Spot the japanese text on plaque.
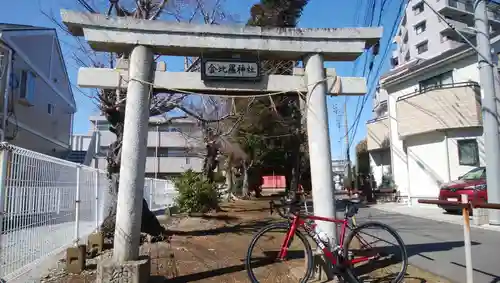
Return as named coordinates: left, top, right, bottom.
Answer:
left=205, top=61, right=259, bottom=78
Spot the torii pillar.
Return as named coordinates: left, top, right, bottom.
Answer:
left=62, top=9, right=381, bottom=281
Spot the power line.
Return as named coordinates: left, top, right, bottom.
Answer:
left=344, top=0, right=396, bottom=143
left=346, top=0, right=407, bottom=149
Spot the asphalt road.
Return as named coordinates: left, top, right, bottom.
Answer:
left=357, top=206, right=500, bottom=283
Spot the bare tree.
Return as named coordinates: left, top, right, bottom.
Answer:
left=43, top=0, right=244, bottom=241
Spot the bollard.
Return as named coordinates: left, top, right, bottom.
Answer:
left=461, top=194, right=473, bottom=283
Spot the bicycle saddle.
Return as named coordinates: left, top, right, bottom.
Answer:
left=339, top=198, right=360, bottom=218
left=339, top=198, right=361, bottom=205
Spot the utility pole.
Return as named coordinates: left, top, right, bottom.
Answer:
left=475, top=0, right=500, bottom=225
left=344, top=102, right=353, bottom=191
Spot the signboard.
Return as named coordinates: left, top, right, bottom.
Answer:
left=201, top=58, right=261, bottom=81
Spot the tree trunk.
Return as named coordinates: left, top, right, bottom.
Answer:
left=225, top=166, right=233, bottom=201
left=99, top=112, right=167, bottom=242
left=242, top=162, right=250, bottom=197
left=203, top=141, right=218, bottom=182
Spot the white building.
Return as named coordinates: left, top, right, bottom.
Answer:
left=367, top=36, right=500, bottom=205
left=71, top=115, right=204, bottom=178
left=391, top=0, right=500, bottom=67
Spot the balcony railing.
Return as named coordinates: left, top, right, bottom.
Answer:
left=396, top=82, right=482, bottom=137
left=438, top=0, right=500, bottom=29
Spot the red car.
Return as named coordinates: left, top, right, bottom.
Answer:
left=438, top=167, right=487, bottom=213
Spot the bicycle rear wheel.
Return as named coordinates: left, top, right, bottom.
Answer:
left=245, top=222, right=314, bottom=283
left=343, top=221, right=408, bottom=283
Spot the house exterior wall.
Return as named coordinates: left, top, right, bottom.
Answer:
left=0, top=33, right=74, bottom=157
left=383, top=46, right=492, bottom=204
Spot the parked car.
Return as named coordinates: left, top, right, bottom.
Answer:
left=438, top=167, right=487, bottom=213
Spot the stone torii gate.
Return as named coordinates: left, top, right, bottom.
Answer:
left=61, top=9, right=381, bottom=281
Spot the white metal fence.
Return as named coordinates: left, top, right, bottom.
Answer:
left=0, top=143, right=178, bottom=281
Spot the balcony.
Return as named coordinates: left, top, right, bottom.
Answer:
left=440, top=18, right=475, bottom=41
left=367, top=116, right=390, bottom=151
left=96, top=130, right=202, bottom=149
left=147, top=131, right=203, bottom=148
left=436, top=0, right=500, bottom=30
left=145, top=157, right=203, bottom=173
left=396, top=82, right=482, bottom=137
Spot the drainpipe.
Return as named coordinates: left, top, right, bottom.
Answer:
left=444, top=131, right=452, bottom=182
left=94, top=130, right=100, bottom=169
left=69, top=113, right=74, bottom=150
left=405, top=141, right=412, bottom=206
left=0, top=43, right=12, bottom=142
left=155, top=124, right=159, bottom=180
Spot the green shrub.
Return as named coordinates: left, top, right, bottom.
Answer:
left=174, top=170, right=221, bottom=214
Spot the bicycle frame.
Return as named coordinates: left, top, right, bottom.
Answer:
left=278, top=214, right=375, bottom=266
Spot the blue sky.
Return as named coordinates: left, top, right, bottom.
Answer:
left=0, top=0, right=403, bottom=162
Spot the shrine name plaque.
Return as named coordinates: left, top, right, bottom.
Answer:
left=201, top=58, right=261, bottom=81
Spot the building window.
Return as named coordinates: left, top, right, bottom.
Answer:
left=416, top=41, right=428, bottom=54
left=402, top=13, right=407, bottom=26
left=391, top=57, right=399, bottom=67
left=157, top=124, right=182, bottom=132
left=19, top=70, right=36, bottom=105
left=47, top=103, right=54, bottom=115
left=415, top=21, right=426, bottom=35
left=413, top=2, right=424, bottom=15
left=147, top=147, right=193, bottom=157
left=449, top=0, right=458, bottom=8
left=96, top=121, right=111, bottom=131
left=405, top=51, right=411, bottom=61
left=418, top=71, right=453, bottom=92
left=457, top=139, right=480, bottom=166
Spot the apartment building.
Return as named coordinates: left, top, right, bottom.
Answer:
left=366, top=0, right=500, bottom=203
left=391, top=0, right=500, bottom=68
left=72, top=115, right=204, bottom=178
left=0, top=24, right=76, bottom=157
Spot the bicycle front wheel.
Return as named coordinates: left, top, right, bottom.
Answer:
left=245, top=222, right=314, bottom=283
left=343, top=221, right=408, bottom=283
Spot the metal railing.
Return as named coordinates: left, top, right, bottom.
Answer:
left=0, top=143, right=178, bottom=281
left=396, top=81, right=480, bottom=101
left=418, top=197, right=500, bottom=283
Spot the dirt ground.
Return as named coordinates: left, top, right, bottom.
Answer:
left=40, top=199, right=452, bottom=283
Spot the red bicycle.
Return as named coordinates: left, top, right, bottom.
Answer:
left=245, top=199, right=408, bottom=282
